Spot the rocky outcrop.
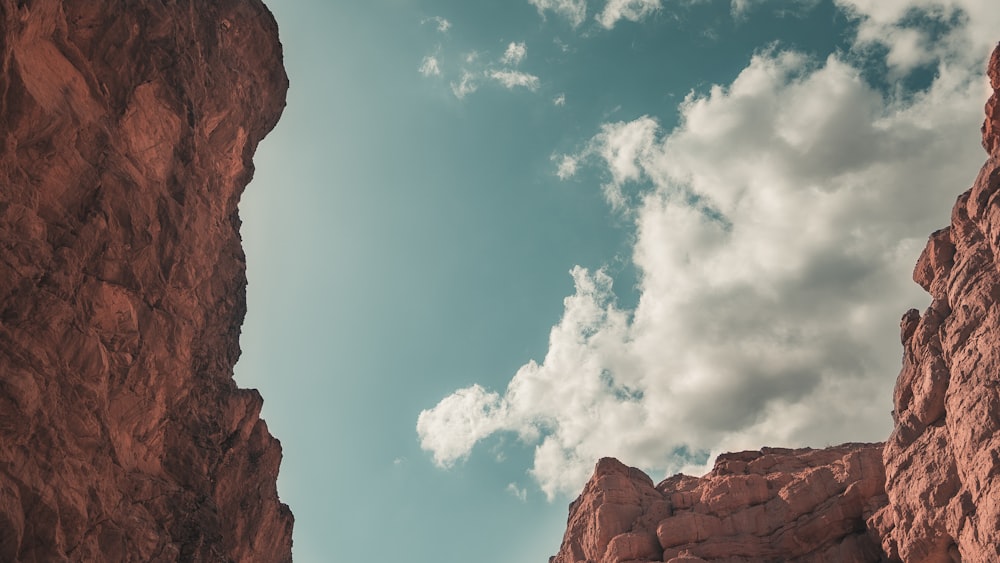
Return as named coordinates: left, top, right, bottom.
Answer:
left=0, top=1, right=290, bottom=561
left=551, top=43, right=1000, bottom=563
left=551, top=445, right=888, bottom=563
left=868, top=41, right=1000, bottom=563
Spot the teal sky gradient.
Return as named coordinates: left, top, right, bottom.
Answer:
left=234, top=1, right=996, bottom=561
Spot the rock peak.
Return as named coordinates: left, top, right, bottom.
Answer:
left=982, top=43, right=1000, bottom=155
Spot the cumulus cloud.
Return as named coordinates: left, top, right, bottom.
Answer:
left=837, top=0, right=998, bottom=74
left=502, top=42, right=528, bottom=66
left=528, top=0, right=588, bottom=27
left=554, top=93, right=567, bottom=106
left=490, top=70, right=541, bottom=91
left=596, top=0, right=662, bottom=28
left=419, top=56, right=441, bottom=77
left=420, top=1, right=998, bottom=499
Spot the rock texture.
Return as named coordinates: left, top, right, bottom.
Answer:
left=551, top=445, right=887, bottom=563
left=0, top=1, right=291, bottom=561
left=868, top=41, right=1000, bottom=563
left=551, top=43, right=1000, bottom=563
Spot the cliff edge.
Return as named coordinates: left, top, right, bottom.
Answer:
left=0, top=1, right=291, bottom=561
left=550, top=43, right=1000, bottom=563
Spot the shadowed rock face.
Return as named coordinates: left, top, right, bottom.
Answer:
left=0, top=1, right=290, bottom=561
left=551, top=43, right=1000, bottom=563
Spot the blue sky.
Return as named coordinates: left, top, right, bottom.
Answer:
left=234, top=1, right=997, bottom=561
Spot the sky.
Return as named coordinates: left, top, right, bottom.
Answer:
left=233, top=1, right=999, bottom=561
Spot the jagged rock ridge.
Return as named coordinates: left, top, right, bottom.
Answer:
left=0, top=1, right=291, bottom=561
left=551, top=43, right=1000, bottom=563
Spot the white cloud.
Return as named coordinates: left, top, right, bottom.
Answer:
left=420, top=11, right=994, bottom=496
left=596, top=0, right=662, bottom=29
left=836, top=0, right=998, bottom=74
left=417, top=384, right=506, bottom=466
left=490, top=70, right=541, bottom=91
left=506, top=482, right=528, bottom=502
left=554, top=93, right=567, bottom=106
left=451, top=71, right=479, bottom=99
left=502, top=42, right=528, bottom=66
left=423, top=16, right=451, bottom=33
left=528, top=0, right=588, bottom=27
left=555, top=154, right=578, bottom=179
left=419, top=56, right=441, bottom=77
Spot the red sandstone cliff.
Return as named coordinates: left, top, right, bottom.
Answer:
left=0, top=1, right=291, bottom=561
left=551, top=44, right=1000, bottom=563
left=869, top=43, right=1000, bottom=562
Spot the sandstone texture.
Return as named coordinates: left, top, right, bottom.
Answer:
left=551, top=43, right=1000, bottom=563
left=551, top=445, right=887, bottom=563
left=0, top=1, right=291, bottom=561
left=868, top=41, right=1000, bottom=563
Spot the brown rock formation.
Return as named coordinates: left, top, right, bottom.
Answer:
left=551, top=445, right=888, bottom=563
left=551, top=42, right=1000, bottom=563
left=869, top=41, right=1000, bottom=563
left=0, top=0, right=291, bottom=561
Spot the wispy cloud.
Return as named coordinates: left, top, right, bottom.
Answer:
left=501, top=42, right=528, bottom=66
left=506, top=482, right=528, bottom=502
left=730, top=0, right=820, bottom=18
left=553, top=93, right=567, bottom=106
left=418, top=56, right=441, bottom=77
left=528, top=0, right=588, bottom=27
left=490, top=70, right=541, bottom=91
left=422, top=15, right=451, bottom=33
left=420, top=1, right=999, bottom=499
left=555, top=154, right=577, bottom=179
left=450, top=71, right=479, bottom=99
left=596, top=0, right=662, bottom=29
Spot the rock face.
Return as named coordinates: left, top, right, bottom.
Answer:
left=0, top=1, right=291, bottom=561
left=551, top=445, right=888, bottom=563
left=551, top=43, right=1000, bottom=563
left=868, top=41, right=1000, bottom=563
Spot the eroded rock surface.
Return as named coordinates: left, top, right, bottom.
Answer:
left=0, top=0, right=291, bottom=561
left=551, top=445, right=887, bottom=563
left=868, top=42, right=1000, bottom=563
left=551, top=42, right=1000, bottom=563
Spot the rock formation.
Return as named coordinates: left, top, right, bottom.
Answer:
left=0, top=1, right=291, bottom=561
left=551, top=445, right=887, bottom=563
left=868, top=42, right=1000, bottom=562
left=551, top=43, right=1000, bottom=563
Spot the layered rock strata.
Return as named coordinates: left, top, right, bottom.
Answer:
left=551, top=43, right=1000, bottom=563
left=0, top=1, right=291, bottom=561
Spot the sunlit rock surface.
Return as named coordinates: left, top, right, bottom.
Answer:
left=0, top=0, right=291, bottom=560
left=552, top=446, right=887, bottom=563
left=551, top=42, right=1000, bottom=563
left=870, top=41, right=1000, bottom=563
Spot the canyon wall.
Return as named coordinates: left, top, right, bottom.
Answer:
left=550, top=43, right=1000, bottom=563
left=0, top=1, right=291, bottom=561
